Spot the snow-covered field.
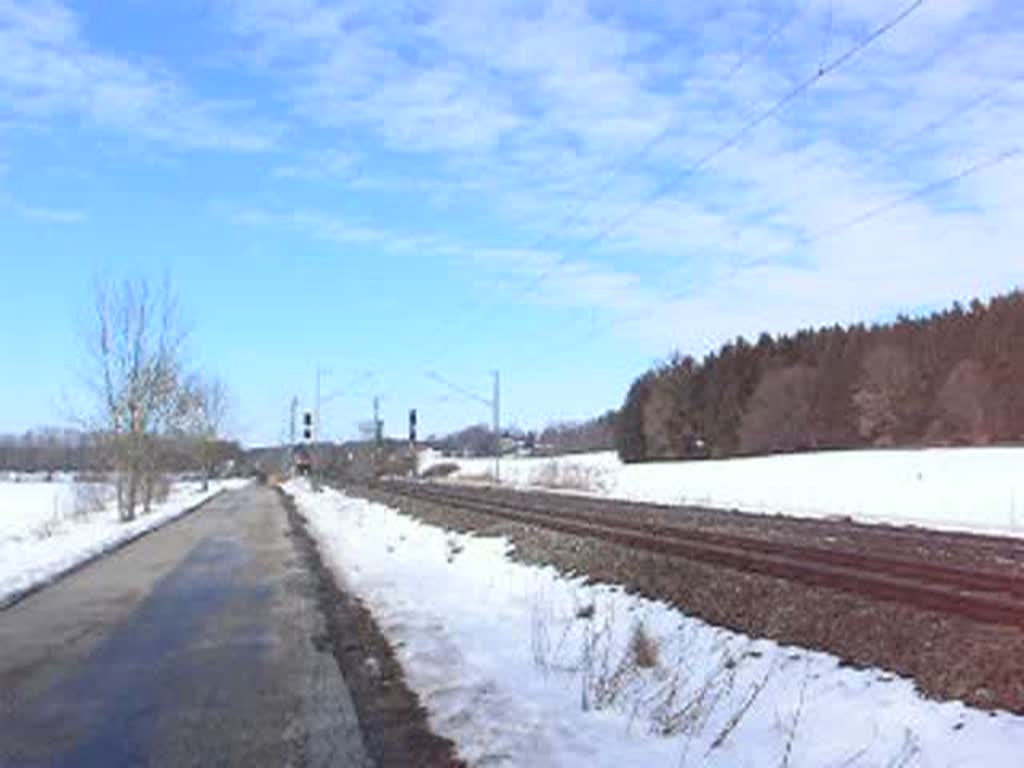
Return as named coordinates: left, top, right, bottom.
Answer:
left=0, top=476, right=249, bottom=606
left=289, top=480, right=1024, bottom=767
left=420, top=447, right=1024, bottom=536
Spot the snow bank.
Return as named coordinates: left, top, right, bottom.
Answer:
left=420, top=447, right=1024, bottom=536
left=288, top=481, right=1024, bottom=767
left=0, top=478, right=250, bottom=607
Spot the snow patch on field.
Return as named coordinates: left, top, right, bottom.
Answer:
left=419, top=448, right=1024, bottom=536
left=0, top=478, right=249, bottom=606
left=289, top=481, right=1024, bottom=767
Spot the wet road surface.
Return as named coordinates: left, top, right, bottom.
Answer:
left=0, top=484, right=371, bottom=767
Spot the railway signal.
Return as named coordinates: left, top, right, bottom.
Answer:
left=409, top=408, right=417, bottom=444
left=303, top=411, right=313, bottom=441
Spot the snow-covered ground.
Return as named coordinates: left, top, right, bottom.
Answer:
left=0, top=477, right=249, bottom=606
left=419, top=447, right=1024, bottom=537
left=288, top=480, right=1024, bottom=767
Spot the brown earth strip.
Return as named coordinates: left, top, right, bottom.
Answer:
left=278, top=487, right=465, bottom=768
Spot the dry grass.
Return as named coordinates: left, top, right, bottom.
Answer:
left=527, top=588, right=784, bottom=761
left=32, top=514, right=61, bottom=540
left=531, top=461, right=607, bottom=493
left=72, top=481, right=111, bottom=518
left=629, top=621, right=660, bottom=669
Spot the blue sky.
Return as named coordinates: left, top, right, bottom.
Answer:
left=1, top=0, right=1022, bottom=445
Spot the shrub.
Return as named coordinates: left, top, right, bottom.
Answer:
left=422, top=461, right=460, bottom=479
left=629, top=621, right=660, bottom=669
left=532, top=460, right=606, bottom=492
left=72, top=481, right=112, bottom=518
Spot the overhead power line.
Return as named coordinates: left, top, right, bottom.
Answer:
left=559, top=0, right=926, bottom=262
left=727, top=9, right=801, bottom=81
left=431, top=0, right=925, bottom=375
left=765, top=73, right=1023, bottom=215
left=556, top=7, right=802, bottom=243
left=547, top=145, right=1022, bottom=356
left=441, top=0, right=926, bottom=373
left=426, top=371, right=493, bottom=407
left=417, top=6, right=804, bottom=370
left=793, top=147, right=1022, bottom=248
left=397, top=0, right=926, bottom=421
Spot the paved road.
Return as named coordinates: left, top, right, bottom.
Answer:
left=0, top=484, right=371, bottom=767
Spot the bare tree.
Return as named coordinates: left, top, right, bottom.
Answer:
left=84, top=278, right=187, bottom=521
left=930, top=358, right=991, bottom=444
left=738, top=365, right=819, bottom=454
left=177, top=373, right=231, bottom=490
left=852, top=345, right=914, bottom=446
left=641, top=376, right=679, bottom=459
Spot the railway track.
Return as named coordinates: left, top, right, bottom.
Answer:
left=375, top=480, right=1024, bottom=630
left=403, top=480, right=1024, bottom=564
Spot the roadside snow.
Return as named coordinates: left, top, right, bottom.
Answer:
left=288, top=480, right=1024, bottom=767
left=0, top=478, right=249, bottom=607
left=419, top=448, right=1024, bottom=536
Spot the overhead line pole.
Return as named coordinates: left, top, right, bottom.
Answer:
left=314, top=367, right=329, bottom=489
left=290, top=396, right=298, bottom=446
left=492, top=370, right=501, bottom=483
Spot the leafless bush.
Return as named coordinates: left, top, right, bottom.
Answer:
left=531, top=599, right=552, bottom=672
left=32, top=514, right=61, bottom=540
left=530, top=595, right=661, bottom=715
left=650, top=645, right=738, bottom=738
left=176, top=373, right=232, bottom=490
left=705, top=662, right=775, bottom=754
left=579, top=602, right=618, bottom=711
left=423, top=462, right=460, bottom=479
left=532, top=460, right=606, bottom=492
left=528, top=588, right=787, bottom=757
left=72, top=481, right=112, bottom=518
left=629, top=621, right=660, bottom=669
left=144, top=473, right=171, bottom=510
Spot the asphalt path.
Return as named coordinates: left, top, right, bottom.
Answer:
left=0, top=483, right=371, bottom=767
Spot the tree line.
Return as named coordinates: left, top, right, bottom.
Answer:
left=615, top=290, right=1024, bottom=462
left=0, top=429, right=107, bottom=473
left=431, top=411, right=617, bottom=458
left=534, top=411, right=617, bottom=454
left=0, top=428, right=241, bottom=477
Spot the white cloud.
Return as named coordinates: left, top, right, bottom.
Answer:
left=0, top=0, right=277, bottom=151
left=228, top=205, right=451, bottom=254
left=223, top=0, right=1023, bottom=356
left=14, top=203, right=86, bottom=223
left=272, top=148, right=358, bottom=179
left=227, top=203, right=662, bottom=321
